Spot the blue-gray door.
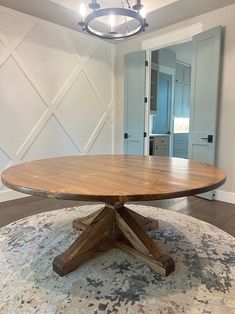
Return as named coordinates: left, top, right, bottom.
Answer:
left=153, top=72, right=172, bottom=134
left=189, top=26, right=222, bottom=199
left=124, top=51, right=146, bottom=155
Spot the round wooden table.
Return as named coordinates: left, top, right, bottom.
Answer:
left=1, top=155, right=226, bottom=277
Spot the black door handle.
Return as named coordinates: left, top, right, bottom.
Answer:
left=201, top=135, right=213, bottom=143
left=124, top=133, right=129, bottom=139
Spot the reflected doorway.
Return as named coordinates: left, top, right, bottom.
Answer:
left=149, top=41, right=192, bottom=159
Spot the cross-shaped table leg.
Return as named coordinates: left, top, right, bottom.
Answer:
left=53, top=203, right=175, bottom=277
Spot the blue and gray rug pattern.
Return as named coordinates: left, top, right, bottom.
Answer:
left=0, top=205, right=234, bottom=313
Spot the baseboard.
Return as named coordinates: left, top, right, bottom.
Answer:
left=214, top=190, right=235, bottom=204
left=0, top=189, right=28, bottom=202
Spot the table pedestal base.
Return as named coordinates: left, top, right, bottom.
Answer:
left=53, top=204, right=175, bottom=277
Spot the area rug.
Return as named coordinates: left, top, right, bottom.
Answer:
left=0, top=204, right=234, bottom=314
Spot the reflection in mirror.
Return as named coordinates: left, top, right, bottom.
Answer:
left=149, top=41, right=192, bottom=160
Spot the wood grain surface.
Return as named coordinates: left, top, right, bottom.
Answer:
left=1, top=155, right=226, bottom=202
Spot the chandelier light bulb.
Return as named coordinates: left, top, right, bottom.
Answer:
left=140, top=7, right=146, bottom=18
left=79, top=3, right=87, bottom=20
left=109, top=14, right=115, bottom=32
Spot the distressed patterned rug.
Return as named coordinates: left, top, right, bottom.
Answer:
left=0, top=204, right=234, bottom=314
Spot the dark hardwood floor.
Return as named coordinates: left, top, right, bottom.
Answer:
left=0, top=196, right=234, bottom=237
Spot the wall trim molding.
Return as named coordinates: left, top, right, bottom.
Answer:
left=142, top=22, right=203, bottom=51
left=0, top=190, right=28, bottom=202
left=0, top=5, right=115, bottom=202
left=214, top=190, right=235, bottom=204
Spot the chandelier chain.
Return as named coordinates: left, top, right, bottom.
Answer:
left=122, top=0, right=130, bottom=32
left=126, top=0, right=131, bottom=9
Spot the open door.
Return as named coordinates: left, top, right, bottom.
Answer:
left=124, top=51, right=146, bottom=155
left=189, top=26, right=223, bottom=199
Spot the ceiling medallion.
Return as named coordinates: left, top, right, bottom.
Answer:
left=79, top=0, right=149, bottom=40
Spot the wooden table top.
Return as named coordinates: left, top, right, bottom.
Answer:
left=1, top=155, right=226, bottom=203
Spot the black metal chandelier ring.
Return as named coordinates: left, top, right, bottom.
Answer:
left=84, top=8, right=146, bottom=40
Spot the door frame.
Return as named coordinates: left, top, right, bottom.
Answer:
left=142, top=23, right=203, bottom=155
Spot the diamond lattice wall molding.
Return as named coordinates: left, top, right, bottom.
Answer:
left=88, top=119, right=113, bottom=154
left=57, top=70, right=107, bottom=150
left=0, top=12, right=30, bottom=42
left=0, top=39, right=5, bottom=60
left=0, top=6, right=115, bottom=201
left=16, top=25, right=79, bottom=103
left=0, top=148, right=11, bottom=190
left=0, top=57, right=47, bottom=157
left=68, top=33, right=96, bottom=61
left=86, top=45, right=113, bottom=106
left=22, top=116, right=80, bottom=161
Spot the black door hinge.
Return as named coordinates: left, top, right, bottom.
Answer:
left=144, top=97, right=147, bottom=103
left=124, top=132, right=129, bottom=139
left=145, top=60, right=148, bottom=66
left=144, top=132, right=147, bottom=138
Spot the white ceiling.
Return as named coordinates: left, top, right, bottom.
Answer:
left=49, top=0, right=179, bottom=15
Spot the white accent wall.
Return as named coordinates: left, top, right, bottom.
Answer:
left=0, top=6, right=115, bottom=201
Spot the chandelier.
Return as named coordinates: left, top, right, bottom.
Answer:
left=78, top=1, right=149, bottom=40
